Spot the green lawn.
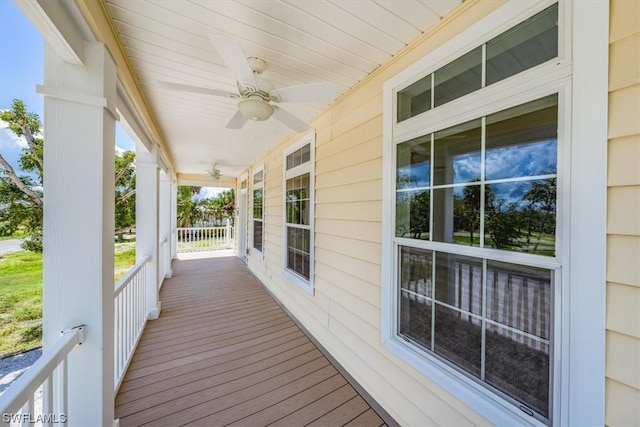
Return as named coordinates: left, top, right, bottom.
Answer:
left=0, top=246, right=136, bottom=357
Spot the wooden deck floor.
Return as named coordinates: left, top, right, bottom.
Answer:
left=115, top=254, right=388, bottom=427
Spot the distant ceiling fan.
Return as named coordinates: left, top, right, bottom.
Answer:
left=160, top=35, right=336, bottom=133
left=207, top=163, right=222, bottom=181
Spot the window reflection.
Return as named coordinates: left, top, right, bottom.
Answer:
left=486, top=95, right=558, bottom=181
left=486, top=3, right=558, bottom=86
left=486, top=179, right=556, bottom=255
left=433, top=185, right=481, bottom=247
left=434, top=119, right=481, bottom=186
left=287, top=227, right=310, bottom=279
left=396, top=190, right=430, bottom=239
left=397, top=76, right=432, bottom=122
left=286, top=174, right=310, bottom=225
left=434, top=47, right=482, bottom=107
left=397, top=135, right=431, bottom=189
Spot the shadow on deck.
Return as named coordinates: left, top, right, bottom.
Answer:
left=115, top=253, right=390, bottom=426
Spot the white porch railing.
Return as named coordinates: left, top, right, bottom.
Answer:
left=114, top=255, right=150, bottom=392
left=177, top=226, right=233, bottom=252
left=0, top=326, right=84, bottom=426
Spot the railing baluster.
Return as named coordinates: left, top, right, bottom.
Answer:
left=176, top=226, right=235, bottom=253
left=113, top=255, right=151, bottom=392
left=42, top=374, right=53, bottom=427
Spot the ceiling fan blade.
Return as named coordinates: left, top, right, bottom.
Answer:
left=159, top=81, right=236, bottom=98
left=270, top=82, right=336, bottom=103
left=208, top=35, right=257, bottom=88
left=272, top=107, right=310, bottom=133
left=226, top=110, right=249, bottom=129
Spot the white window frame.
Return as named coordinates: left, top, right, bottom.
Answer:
left=381, top=1, right=607, bottom=425
left=251, top=164, right=265, bottom=258
left=282, top=131, right=315, bottom=294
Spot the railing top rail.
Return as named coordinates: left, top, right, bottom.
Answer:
left=114, top=255, right=151, bottom=296
left=0, top=326, right=83, bottom=415
left=176, top=226, right=228, bottom=231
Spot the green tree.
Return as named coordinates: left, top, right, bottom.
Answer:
left=200, top=188, right=235, bottom=226
left=409, top=191, right=430, bottom=239
left=523, top=178, right=557, bottom=251
left=1, top=99, right=139, bottom=250
left=457, top=182, right=481, bottom=245
left=0, top=100, right=44, bottom=250
left=115, top=150, right=136, bottom=241
left=177, top=185, right=202, bottom=227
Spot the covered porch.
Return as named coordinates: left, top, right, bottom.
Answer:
left=115, top=252, right=389, bottom=426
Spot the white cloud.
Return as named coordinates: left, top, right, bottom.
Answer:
left=0, top=120, right=28, bottom=149
left=197, top=187, right=227, bottom=199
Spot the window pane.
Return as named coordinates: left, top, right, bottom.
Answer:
left=434, top=252, right=483, bottom=315
left=486, top=179, right=556, bottom=256
left=434, top=119, right=481, bottom=186
left=434, top=47, right=482, bottom=107
left=286, top=144, right=311, bottom=170
left=399, top=246, right=433, bottom=298
left=433, top=185, right=481, bottom=247
left=485, top=324, right=550, bottom=419
left=486, top=95, right=558, bottom=181
left=287, top=227, right=310, bottom=279
left=486, top=4, right=558, bottom=86
left=434, top=304, right=482, bottom=377
left=286, top=174, right=310, bottom=225
left=397, top=134, right=431, bottom=189
left=253, top=189, right=263, bottom=219
left=253, top=220, right=263, bottom=252
left=486, top=261, right=552, bottom=340
left=397, top=74, right=432, bottom=122
left=400, top=293, right=432, bottom=350
left=253, top=170, right=263, bottom=184
left=399, top=246, right=433, bottom=350
left=396, top=190, right=430, bottom=240
left=301, top=143, right=311, bottom=164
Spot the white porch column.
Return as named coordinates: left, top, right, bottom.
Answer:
left=40, top=41, right=116, bottom=426
left=170, top=179, right=178, bottom=259
left=136, top=144, right=161, bottom=319
left=159, top=171, right=172, bottom=279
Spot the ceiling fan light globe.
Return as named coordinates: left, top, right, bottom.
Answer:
left=238, top=98, right=274, bottom=121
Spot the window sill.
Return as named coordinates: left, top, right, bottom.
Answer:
left=283, top=269, right=314, bottom=296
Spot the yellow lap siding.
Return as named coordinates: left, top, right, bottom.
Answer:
left=606, top=282, right=640, bottom=339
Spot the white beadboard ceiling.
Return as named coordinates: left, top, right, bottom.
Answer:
left=104, top=0, right=462, bottom=183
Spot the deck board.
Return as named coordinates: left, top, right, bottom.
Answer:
left=115, top=255, right=387, bottom=427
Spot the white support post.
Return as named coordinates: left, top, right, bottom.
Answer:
left=39, top=41, right=116, bottom=427
left=170, top=179, right=178, bottom=260
left=159, top=171, right=172, bottom=279
left=136, top=145, right=160, bottom=319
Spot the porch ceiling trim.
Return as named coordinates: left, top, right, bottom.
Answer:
left=74, top=0, right=175, bottom=170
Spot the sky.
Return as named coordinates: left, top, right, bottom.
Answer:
left=0, top=2, right=225, bottom=199
left=0, top=0, right=135, bottom=175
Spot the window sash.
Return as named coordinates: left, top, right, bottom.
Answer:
left=282, top=134, right=315, bottom=291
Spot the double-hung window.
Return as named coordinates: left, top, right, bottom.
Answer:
left=283, top=132, right=315, bottom=293
left=252, top=167, right=264, bottom=255
left=381, top=1, right=609, bottom=425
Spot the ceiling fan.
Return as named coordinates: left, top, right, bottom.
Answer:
left=160, top=35, right=336, bottom=133
left=207, top=163, right=222, bottom=181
